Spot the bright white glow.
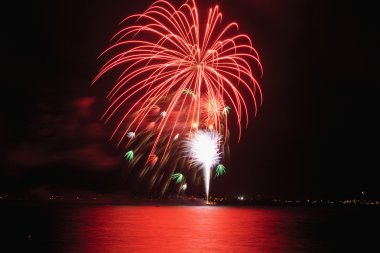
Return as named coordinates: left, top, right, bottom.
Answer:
left=180, top=183, right=187, bottom=191
left=127, top=132, right=135, bottom=139
left=160, top=111, right=167, bottom=118
left=186, top=130, right=221, bottom=169
left=185, top=130, right=222, bottom=201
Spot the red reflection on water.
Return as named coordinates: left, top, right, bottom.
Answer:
left=59, top=206, right=306, bottom=253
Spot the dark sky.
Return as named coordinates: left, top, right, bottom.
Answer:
left=1, top=0, right=379, bottom=199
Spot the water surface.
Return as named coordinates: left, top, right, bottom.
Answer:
left=1, top=204, right=378, bottom=252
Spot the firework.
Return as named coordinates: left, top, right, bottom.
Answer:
left=180, top=183, right=188, bottom=191
left=124, top=150, right=134, bottom=162
left=215, top=164, right=226, bottom=177
left=171, top=173, right=184, bottom=184
left=93, top=0, right=262, bottom=198
left=185, top=130, right=222, bottom=201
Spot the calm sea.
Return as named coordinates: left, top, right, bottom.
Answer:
left=1, top=203, right=379, bottom=252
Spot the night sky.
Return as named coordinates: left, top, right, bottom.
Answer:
left=1, top=0, right=379, bottom=199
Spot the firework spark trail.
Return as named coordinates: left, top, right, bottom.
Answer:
left=93, top=0, right=262, bottom=198
left=185, top=130, right=222, bottom=201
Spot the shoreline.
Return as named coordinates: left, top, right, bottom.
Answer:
left=1, top=198, right=379, bottom=208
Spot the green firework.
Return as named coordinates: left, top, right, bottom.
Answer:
left=215, top=164, right=226, bottom=177
left=171, top=173, right=184, bottom=184
left=124, top=150, right=134, bottom=162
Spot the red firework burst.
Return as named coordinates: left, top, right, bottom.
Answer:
left=93, top=0, right=262, bottom=168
